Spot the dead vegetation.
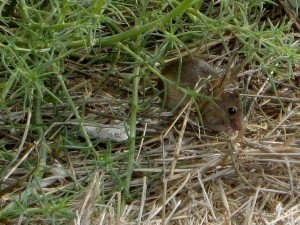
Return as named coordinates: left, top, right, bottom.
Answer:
left=0, top=0, right=300, bottom=224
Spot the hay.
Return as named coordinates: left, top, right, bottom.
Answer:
left=0, top=1, right=300, bottom=224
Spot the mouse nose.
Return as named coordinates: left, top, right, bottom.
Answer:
left=230, top=120, right=243, bottom=131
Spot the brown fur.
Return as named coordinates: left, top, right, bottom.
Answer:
left=158, top=57, right=243, bottom=135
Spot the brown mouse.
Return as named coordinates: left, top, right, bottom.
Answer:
left=158, top=56, right=243, bottom=135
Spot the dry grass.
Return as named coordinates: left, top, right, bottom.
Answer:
left=1, top=0, right=300, bottom=224
left=60, top=56, right=300, bottom=225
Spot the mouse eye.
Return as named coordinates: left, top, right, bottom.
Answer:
left=228, top=107, right=237, bottom=115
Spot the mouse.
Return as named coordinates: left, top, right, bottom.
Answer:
left=158, top=56, right=243, bottom=135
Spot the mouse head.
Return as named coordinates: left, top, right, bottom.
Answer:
left=202, top=90, right=243, bottom=135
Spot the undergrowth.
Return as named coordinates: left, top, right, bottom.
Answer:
left=0, top=0, right=299, bottom=224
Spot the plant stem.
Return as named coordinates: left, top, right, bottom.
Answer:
left=66, top=0, right=194, bottom=48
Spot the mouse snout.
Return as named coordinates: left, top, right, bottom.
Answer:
left=230, top=119, right=243, bottom=132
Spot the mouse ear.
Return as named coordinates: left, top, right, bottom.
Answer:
left=208, top=78, right=219, bottom=91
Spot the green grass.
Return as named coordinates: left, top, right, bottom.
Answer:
left=0, top=0, right=299, bottom=224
